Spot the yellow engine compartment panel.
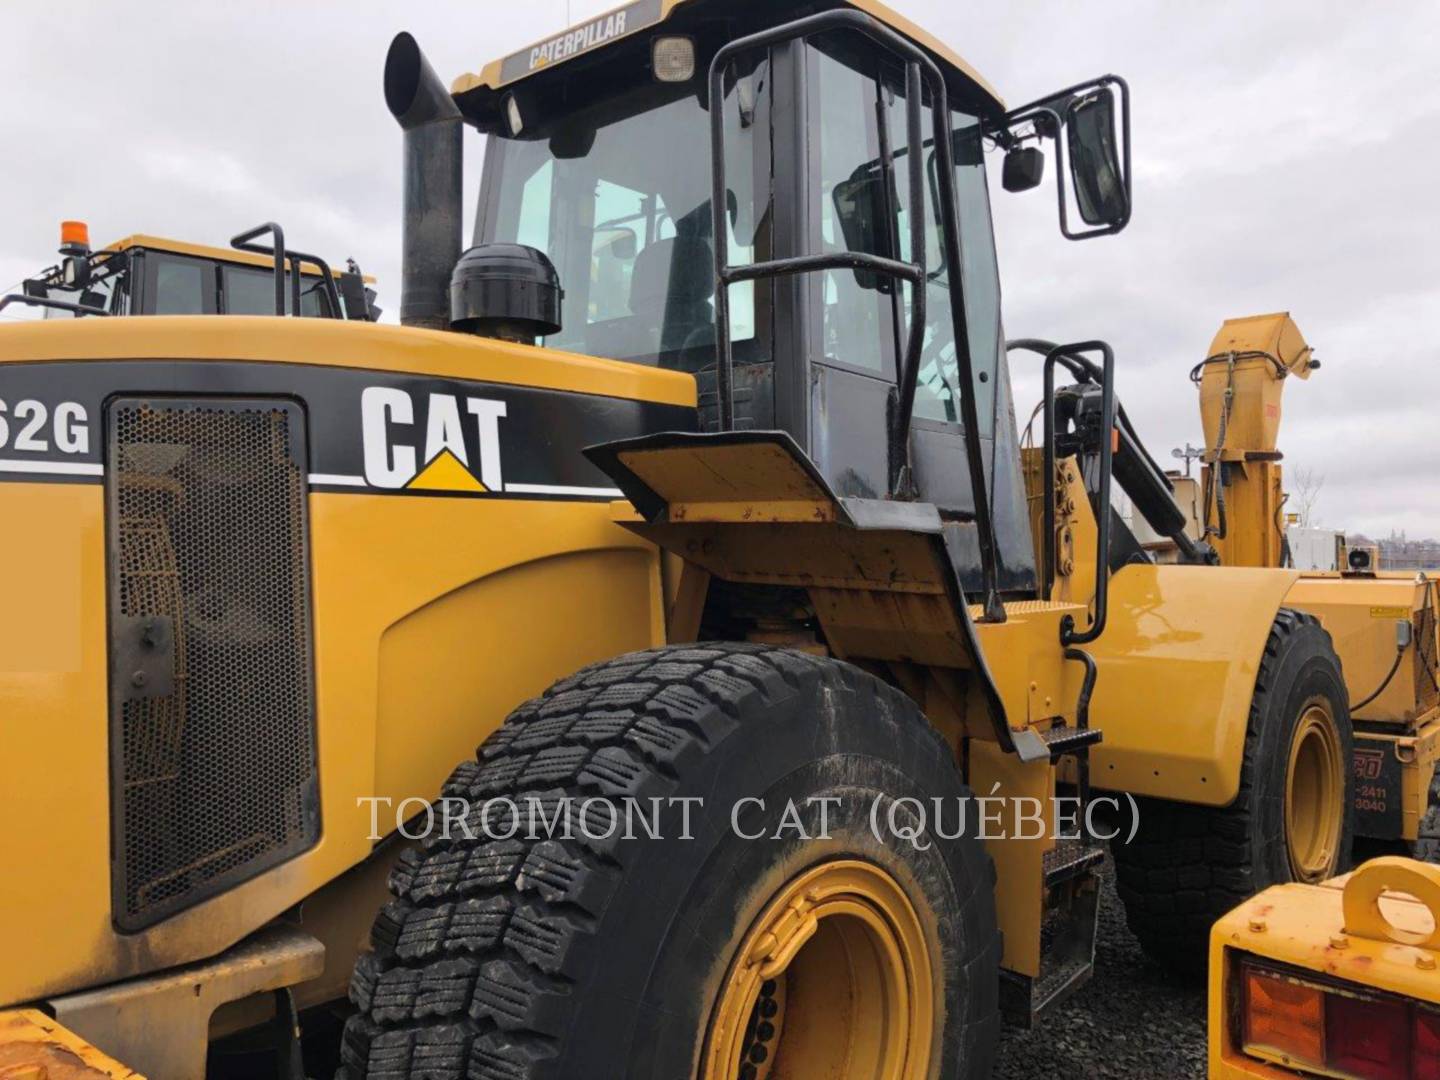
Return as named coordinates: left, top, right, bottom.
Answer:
left=0, top=318, right=689, bottom=1005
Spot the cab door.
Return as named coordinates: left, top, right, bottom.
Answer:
left=798, top=36, right=1037, bottom=593
left=881, top=70, right=1038, bottom=593
left=801, top=36, right=899, bottom=500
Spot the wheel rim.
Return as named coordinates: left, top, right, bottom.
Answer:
left=1285, top=701, right=1345, bottom=882
left=701, top=860, right=935, bottom=1080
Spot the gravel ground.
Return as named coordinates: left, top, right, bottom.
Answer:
left=993, top=858, right=1208, bottom=1079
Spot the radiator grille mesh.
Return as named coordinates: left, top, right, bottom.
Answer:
left=1417, top=603, right=1439, bottom=715
left=107, top=398, right=318, bottom=929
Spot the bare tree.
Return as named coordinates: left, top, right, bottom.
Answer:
left=1290, top=467, right=1324, bottom=528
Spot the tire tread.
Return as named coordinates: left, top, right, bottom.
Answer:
left=341, top=643, right=998, bottom=1078
left=1112, top=608, right=1350, bottom=973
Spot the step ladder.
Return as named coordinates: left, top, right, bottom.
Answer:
left=1000, top=647, right=1106, bottom=1027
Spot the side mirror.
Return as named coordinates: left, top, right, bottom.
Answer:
left=1066, top=88, right=1127, bottom=228
left=1002, top=146, right=1045, bottom=193
left=61, top=253, right=92, bottom=289
left=548, top=124, right=596, bottom=160
left=994, top=75, right=1131, bottom=241
left=832, top=168, right=894, bottom=292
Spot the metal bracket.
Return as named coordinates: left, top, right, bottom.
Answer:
left=48, top=924, right=324, bottom=1080
left=111, top=614, right=176, bottom=701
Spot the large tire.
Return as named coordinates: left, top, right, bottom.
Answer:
left=1112, top=608, right=1354, bottom=974
left=340, top=644, right=1000, bottom=1079
left=1413, top=765, right=1440, bottom=864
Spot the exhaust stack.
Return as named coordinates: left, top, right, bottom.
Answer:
left=385, top=32, right=463, bottom=330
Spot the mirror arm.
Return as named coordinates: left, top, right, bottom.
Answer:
left=989, top=75, right=1132, bottom=241
left=991, top=105, right=1074, bottom=235
left=1001, top=73, right=1126, bottom=129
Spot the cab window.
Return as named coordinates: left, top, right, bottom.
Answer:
left=482, top=73, right=769, bottom=371
left=814, top=46, right=898, bottom=377
left=149, top=254, right=214, bottom=315
left=588, top=178, right=670, bottom=324
left=887, top=91, right=1002, bottom=433
left=223, top=265, right=332, bottom=317
left=810, top=43, right=1005, bottom=435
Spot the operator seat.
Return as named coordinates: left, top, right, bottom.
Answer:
left=629, top=234, right=716, bottom=371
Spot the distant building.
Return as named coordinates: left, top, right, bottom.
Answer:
left=1376, top=531, right=1440, bottom=571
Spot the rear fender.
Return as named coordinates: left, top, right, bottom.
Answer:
left=1088, top=563, right=1299, bottom=805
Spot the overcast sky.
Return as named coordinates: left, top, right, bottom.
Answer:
left=2, top=2, right=1436, bottom=537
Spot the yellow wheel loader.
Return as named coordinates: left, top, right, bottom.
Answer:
left=5, top=220, right=380, bottom=322
left=1174, top=312, right=1440, bottom=862
left=0, top=1, right=1417, bottom=1077
left=1104, top=311, right=1440, bottom=971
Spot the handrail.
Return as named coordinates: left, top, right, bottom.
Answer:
left=1013, top=337, right=1214, bottom=570
left=229, top=223, right=343, bottom=318
left=707, top=8, right=1004, bottom=621
left=283, top=248, right=344, bottom=320
left=0, top=293, right=110, bottom=318
left=1064, top=644, right=1099, bottom=837
left=231, top=222, right=288, bottom=315
left=1042, top=340, right=1115, bottom=644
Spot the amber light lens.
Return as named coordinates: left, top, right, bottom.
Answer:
left=1327, top=991, right=1410, bottom=1079
left=1416, top=1008, right=1440, bottom=1080
left=60, top=219, right=89, bottom=246
left=1244, top=965, right=1325, bottom=1068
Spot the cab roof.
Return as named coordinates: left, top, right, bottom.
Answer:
left=452, top=0, right=1003, bottom=114
left=104, top=234, right=374, bottom=282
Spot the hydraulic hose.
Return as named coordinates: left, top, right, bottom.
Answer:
left=1008, top=337, right=1213, bottom=568
left=1202, top=354, right=1235, bottom=540
left=1188, top=348, right=1298, bottom=384
left=1350, top=647, right=1404, bottom=712
left=1352, top=578, right=1440, bottom=711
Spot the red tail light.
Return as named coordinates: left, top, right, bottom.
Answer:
left=1326, top=991, right=1410, bottom=1079
left=1415, top=1009, right=1440, bottom=1080
left=1237, top=956, right=1440, bottom=1079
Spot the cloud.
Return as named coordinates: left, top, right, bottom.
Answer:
left=2, top=0, right=1435, bottom=535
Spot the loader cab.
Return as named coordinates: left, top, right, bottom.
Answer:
left=457, top=0, right=1133, bottom=597
left=125, top=241, right=342, bottom=317
left=13, top=229, right=379, bottom=320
